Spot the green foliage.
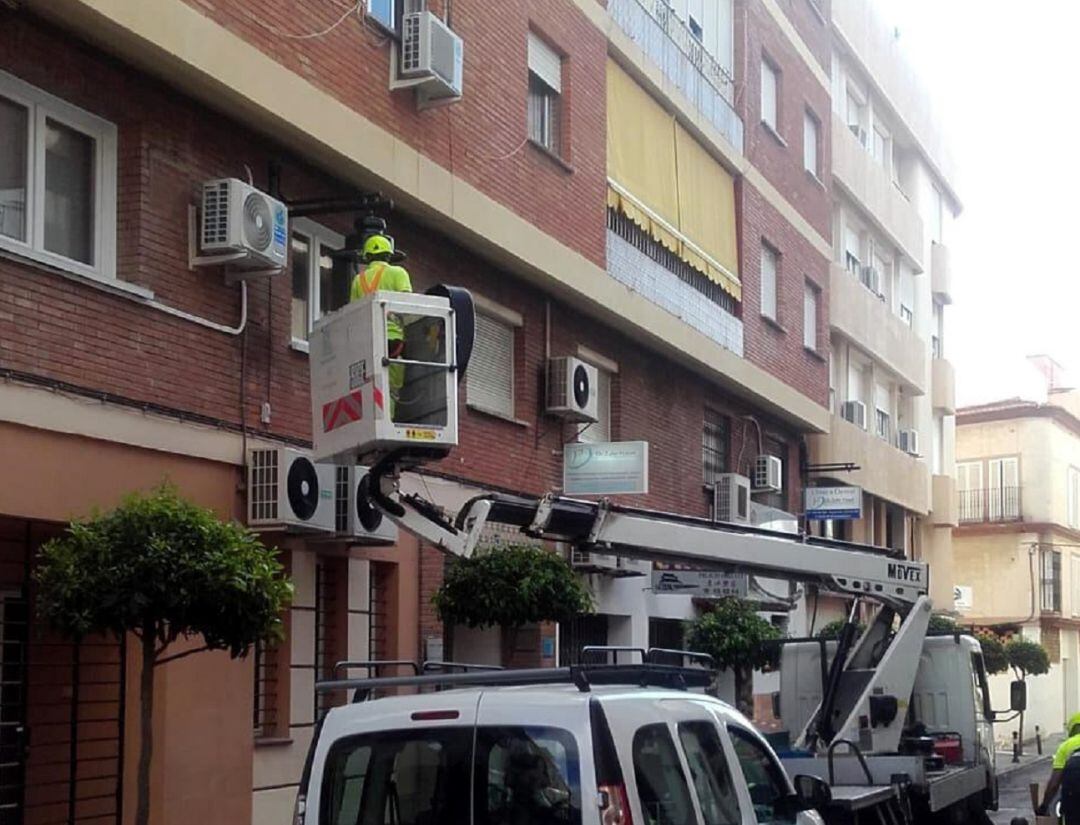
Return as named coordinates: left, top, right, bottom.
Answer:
left=1006, top=637, right=1051, bottom=678
left=433, top=545, right=593, bottom=629
left=686, top=598, right=782, bottom=672
left=976, top=632, right=1009, bottom=675
left=928, top=614, right=960, bottom=634
left=817, top=619, right=865, bottom=641
left=34, top=486, right=292, bottom=656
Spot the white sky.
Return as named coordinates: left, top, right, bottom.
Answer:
left=873, top=0, right=1079, bottom=404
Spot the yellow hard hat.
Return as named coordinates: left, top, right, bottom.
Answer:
left=362, top=234, right=393, bottom=260
left=1067, top=712, right=1080, bottom=737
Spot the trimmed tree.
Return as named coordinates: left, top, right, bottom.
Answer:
left=687, top=598, right=781, bottom=717
left=817, top=618, right=865, bottom=641
left=976, top=631, right=1010, bottom=675
left=34, top=487, right=293, bottom=825
left=928, top=614, right=960, bottom=634
left=1006, top=637, right=1051, bottom=749
left=433, top=545, right=593, bottom=661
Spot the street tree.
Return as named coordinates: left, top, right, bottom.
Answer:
left=976, top=631, right=1010, bottom=675
left=434, top=545, right=593, bottom=661
left=34, top=486, right=292, bottom=825
left=687, top=598, right=781, bottom=717
left=1006, top=636, right=1051, bottom=749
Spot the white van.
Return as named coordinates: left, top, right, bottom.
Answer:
left=295, top=662, right=828, bottom=825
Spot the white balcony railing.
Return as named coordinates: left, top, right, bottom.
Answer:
left=609, top=0, right=744, bottom=153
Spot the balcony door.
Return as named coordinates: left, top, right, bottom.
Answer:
left=957, top=461, right=983, bottom=522
left=988, top=457, right=1019, bottom=521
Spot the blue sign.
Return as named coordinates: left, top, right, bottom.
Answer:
left=805, top=485, right=862, bottom=520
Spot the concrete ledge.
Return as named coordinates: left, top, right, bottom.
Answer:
left=931, top=241, right=953, bottom=304
left=932, top=358, right=956, bottom=415
left=931, top=474, right=958, bottom=527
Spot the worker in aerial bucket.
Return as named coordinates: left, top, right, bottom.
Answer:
left=350, top=232, right=412, bottom=419
left=1036, top=711, right=1080, bottom=822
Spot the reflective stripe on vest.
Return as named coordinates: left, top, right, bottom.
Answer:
left=359, top=262, right=387, bottom=294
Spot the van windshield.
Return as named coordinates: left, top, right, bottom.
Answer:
left=320, top=725, right=582, bottom=825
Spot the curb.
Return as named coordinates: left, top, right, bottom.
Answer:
left=996, top=753, right=1052, bottom=779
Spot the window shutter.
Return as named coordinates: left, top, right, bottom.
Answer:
left=803, top=112, right=817, bottom=173
left=760, top=246, right=777, bottom=319
left=467, top=313, right=515, bottom=418
left=528, top=33, right=561, bottom=93
left=803, top=284, right=816, bottom=349
left=760, top=60, right=777, bottom=127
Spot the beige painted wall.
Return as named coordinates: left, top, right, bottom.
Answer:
left=952, top=532, right=1038, bottom=622
left=957, top=416, right=1080, bottom=526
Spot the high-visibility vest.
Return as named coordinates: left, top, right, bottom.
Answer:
left=351, top=262, right=413, bottom=340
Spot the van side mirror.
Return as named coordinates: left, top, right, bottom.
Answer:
left=792, top=774, right=832, bottom=811
left=1010, top=680, right=1027, bottom=712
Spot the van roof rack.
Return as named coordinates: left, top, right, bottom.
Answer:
left=314, top=652, right=716, bottom=703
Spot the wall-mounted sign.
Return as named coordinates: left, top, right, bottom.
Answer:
left=564, top=441, right=649, bottom=496
left=804, top=485, right=863, bottom=520
left=652, top=570, right=747, bottom=598
left=954, top=585, right=973, bottom=611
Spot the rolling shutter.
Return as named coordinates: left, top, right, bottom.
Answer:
left=466, top=313, right=514, bottom=418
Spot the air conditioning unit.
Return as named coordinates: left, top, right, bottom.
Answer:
left=899, top=429, right=920, bottom=456
left=860, top=265, right=880, bottom=295
left=393, top=9, right=464, bottom=107
left=199, top=178, right=288, bottom=270
left=333, top=465, right=399, bottom=544
left=547, top=357, right=599, bottom=423
left=713, top=474, right=751, bottom=524
left=754, top=455, right=783, bottom=493
left=247, top=447, right=335, bottom=533
left=570, top=548, right=619, bottom=574
left=841, top=400, right=868, bottom=430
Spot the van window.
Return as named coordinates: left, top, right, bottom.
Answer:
left=632, top=724, right=695, bottom=825
left=320, top=726, right=582, bottom=825
left=677, top=722, right=741, bottom=824
left=728, top=726, right=794, bottom=825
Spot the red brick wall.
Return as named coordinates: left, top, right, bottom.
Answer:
left=169, top=0, right=608, bottom=268
left=738, top=181, right=830, bottom=409
left=0, top=13, right=810, bottom=520
left=735, top=0, right=832, bottom=239
left=773, top=0, right=831, bottom=70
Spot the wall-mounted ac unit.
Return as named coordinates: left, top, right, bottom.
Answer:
left=547, top=357, right=599, bottom=423
left=713, top=474, right=751, bottom=524
left=199, top=178, right=288, bottom=271
left=754, top=455, right=783, bottom=493
left=899, top=429, right=920, bottom=456
left=247, top=447, right=335, bottom=533
left=841, top=400, right=868, bottom=430
left=570, top=548, right=619, bottom=574
left=391, top=9, right=464, bottom=108
left=333, top=465, right=399, bottom=544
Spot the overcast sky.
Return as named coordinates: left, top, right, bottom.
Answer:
left=873, top=0, right=1079, bottom=404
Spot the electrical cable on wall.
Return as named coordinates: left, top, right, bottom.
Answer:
left=259, top=1, right=363, bottom=40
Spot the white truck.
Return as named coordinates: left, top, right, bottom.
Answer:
left=302, top=290, right=1026, bottom=824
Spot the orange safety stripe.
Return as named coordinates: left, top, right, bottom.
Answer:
left=360, top=262, right=387, bottom=294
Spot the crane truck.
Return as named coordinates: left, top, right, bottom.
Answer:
left=304, top=290, right=1026, bottom=824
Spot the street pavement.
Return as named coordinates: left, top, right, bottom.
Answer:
left=992, top=751, right=1055, bottom=825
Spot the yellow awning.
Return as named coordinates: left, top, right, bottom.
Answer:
left=606, top=59, right=741, bottom=301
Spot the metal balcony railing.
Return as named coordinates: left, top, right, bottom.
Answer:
left=957, top=486, right=1021, bottom=524
left=609, top=0, right=744, bottom=153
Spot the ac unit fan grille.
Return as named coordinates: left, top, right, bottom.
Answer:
left=202, top=181, right=229, bottom=246
left=287, top=457, right=320, bottom=521
left=242, top=192, right=273, bottom=251
left=548, top=359, right=568, bottom=408
left=250, top=449, right=279, bottom=522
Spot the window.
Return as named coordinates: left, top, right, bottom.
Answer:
left=1070, top=468, right=1080, bottom=530
left=988, top=456, right=1019, bottom=521
left=1072, top=554, right=1080, bottom=618
left=1042, top=549, right=1062, bottom=614
left=578, top=360, right=612, bottom=444
left=872, top=125, right=889, bottom=170
left=803, top=110, right=819, bottom=176
left=842, top=225, right=860, bottom=274
left=760, top=58, right=778, bottom=131
left=932, top=301, right=945, bottom=358
left=528, top=33, right=563, bottom=156
left=0, top=70, right=117, bottom=280
left=875, top=408, right=891, bottom=442
left=676, top=722, right=741, bottom=825
left=290, top=218, right=346, bottom=342
left=467, top=310, right=516, bottom=418
left=252, top=639, right=280, bottom=737
left=689, top=15, right=703, bottom=40
left=802, top=282, right=817, bottom=351
left=728, top=726, right=795, bottom=824
left=957, top=461, right=984, bottom=523
left=632, top=724, right=695, bottom=825
left=314, top=558, right=346, bottom=717
left=366, top=0, right=397, bottom=32
left=703, top=408, right=730, bottom=485
left=760, top=243, right=778, bottom=320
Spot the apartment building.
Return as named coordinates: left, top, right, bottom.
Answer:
left=805, top=0, right=961, bottom=610
left=0, top=1, right=834, bottom=823
left=953, top=390, right=1080, bottom=744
